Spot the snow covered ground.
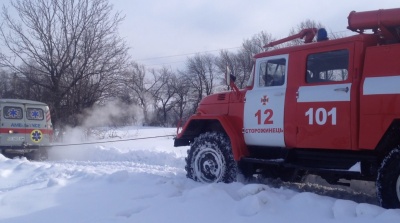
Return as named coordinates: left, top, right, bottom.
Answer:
left=0, top=126, right=399, bottom=223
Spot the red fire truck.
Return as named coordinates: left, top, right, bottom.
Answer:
left=174, top=8, right=400, bottom=208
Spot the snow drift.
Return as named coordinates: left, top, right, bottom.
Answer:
left=0, top=127, right=399, bottom=223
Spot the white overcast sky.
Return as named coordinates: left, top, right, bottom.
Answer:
left=0, top=0, right=400, bottom=69
left=111, top=0, right=399, bottom=70
left=1, top=1, right=399, bottom=70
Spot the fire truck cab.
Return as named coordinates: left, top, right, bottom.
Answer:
left=174, top=8, right=400, bottom=209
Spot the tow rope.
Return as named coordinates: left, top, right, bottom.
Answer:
left=50, top=135, right=176, bottom=148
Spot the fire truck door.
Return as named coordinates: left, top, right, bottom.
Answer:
left=243, top=55, right=288, bottom=147
left=296, top=49, right=351, bottom=149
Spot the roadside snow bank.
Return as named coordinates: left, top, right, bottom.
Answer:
left=0, top=127, right=399, bottom=223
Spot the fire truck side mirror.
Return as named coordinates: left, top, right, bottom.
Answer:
left=226, top=66, right=230, bottom=85
left=225, top=66, right=236, bottom=85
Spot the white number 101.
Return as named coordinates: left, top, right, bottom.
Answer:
left=305, top=107, right=337, bottom=125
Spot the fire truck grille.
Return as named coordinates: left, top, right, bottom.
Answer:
left=217, top=94, right=226, bottom=101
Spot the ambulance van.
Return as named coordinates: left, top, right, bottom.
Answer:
left=0, top=99, right=53, bottom=160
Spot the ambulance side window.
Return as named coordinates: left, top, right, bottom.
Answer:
left=306, top=49, right=349, bottom=83
left=4, top=107, right=23, bottom=119
left=258, top=58, right=286, bottom=87
left=27, top=108, right=44, bottom=120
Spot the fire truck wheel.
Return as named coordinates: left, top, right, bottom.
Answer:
left=376, top=148, right=400, bottom=209
left=186, top=132, right=237, bottom=183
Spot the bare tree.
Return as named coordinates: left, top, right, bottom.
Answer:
left=0, top=0, right=129, bottom=126
left=0, top=69, right=13, bottom=97
left=184, top=53, right=218, bottom=114
left=120, top=62, right=153, bottom=125
left=172, top=71, right=191, bottom=125
left=216, top=31, right=272, bottom=90
left=216, top=49, right=253, bottom=89
left=242, top=31, right=275, bottom=55
left=151, top=67, right=177, bottom=126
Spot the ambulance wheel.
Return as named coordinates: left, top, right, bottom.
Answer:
left=27, top=148, right=48, bottom=161
left=376, top=148, right=400, bottom=209
left=186, top=132, right=237, bottom=183
left=1, top=151, right=18, bottom=159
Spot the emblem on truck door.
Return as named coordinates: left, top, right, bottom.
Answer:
left=261, top=95, right=269, bottom=105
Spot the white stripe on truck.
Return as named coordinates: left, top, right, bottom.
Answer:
left=297, top=83, right=351, bottom=103
left=363, top=75, right=400, bottom=95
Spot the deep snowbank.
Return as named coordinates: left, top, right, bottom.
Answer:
left=0, top=127, right=398, bottom=223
